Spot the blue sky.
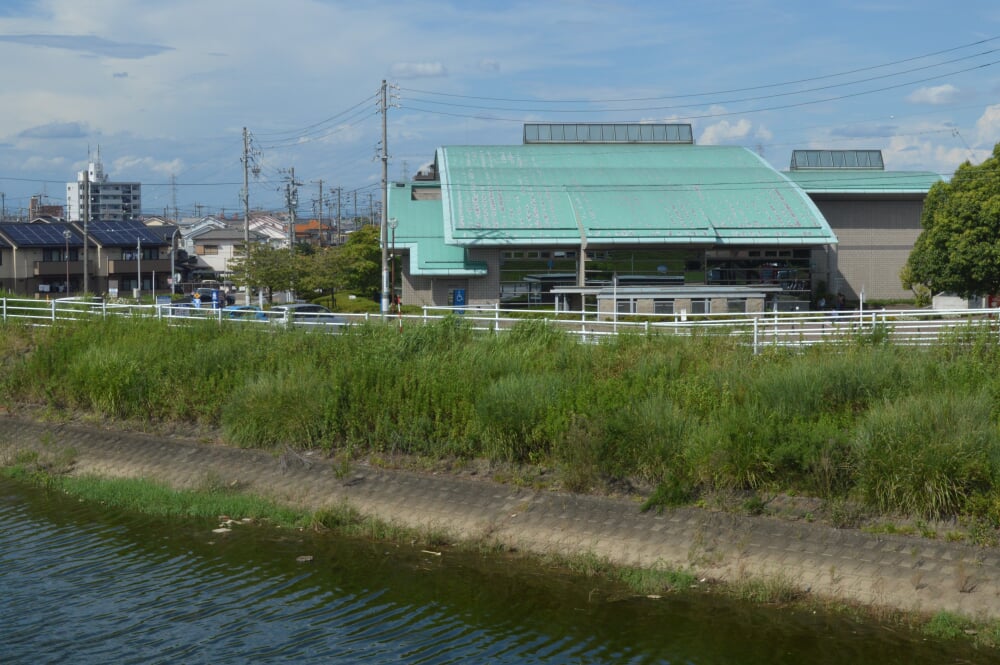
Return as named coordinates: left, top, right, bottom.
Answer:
left=0, top=0, right=997, bottom=220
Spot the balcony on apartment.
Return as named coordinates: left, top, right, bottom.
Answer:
left=108, top=258, right=172, bottom=274
left=33, top=260, right=89, bottom=277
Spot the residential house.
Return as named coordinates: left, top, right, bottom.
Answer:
left=0, top=221, right=82, bottom=295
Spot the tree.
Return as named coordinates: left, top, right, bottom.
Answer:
left=904, top=144, right=1000, bottom=298
left=295, top=247, right=341, bottom=298
left=337, top=225, right=381, bottom=298
left=229, top=245, right=297, bottom=302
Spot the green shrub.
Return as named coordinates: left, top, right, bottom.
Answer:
left=221, top=367, right=341, bottom=448
left=923, top=611, right=972, bottom=640
left=854, top=390, right=1000, bottom=518
left=474, top=372, right=567, bottom=462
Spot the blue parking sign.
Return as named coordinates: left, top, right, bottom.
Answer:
left=453, top=289, right=465, bottom=308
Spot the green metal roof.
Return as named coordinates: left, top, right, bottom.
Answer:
left=784, top=169, right=942, bottom=194
left=436, top=144, right=836, bottom=247
left=387, top=182, right=486, bottom=276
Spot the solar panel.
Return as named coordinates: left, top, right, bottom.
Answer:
left=0, top=222, right=80, bottom=247
left=87, top=220, right=165, bottom=246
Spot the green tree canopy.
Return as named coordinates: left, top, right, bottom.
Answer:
left=229, top=245, right=297, bottom=302
left=295, top=247, right=341, bottom=297
left=904, top=143, right=1000, bottom=298
left=337, top=225, right=381, bottom=297
left=228, top=226, right=381, bottom=303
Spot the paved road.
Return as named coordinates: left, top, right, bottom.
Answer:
left=2, top=416, right=999, bottom=619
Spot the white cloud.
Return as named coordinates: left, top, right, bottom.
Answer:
left=698, top=118, right=752, bottom=145
left=906, top=84, right=960, bottom=105
left=22, top=155, right=69, bottom=171
left=974, top=104, right=1000, bottom=148
left=880, top=133, right=989, bottom=174
left=112, top=155, right=184, bottom=177
left=389, top=62, right=447, bottom=78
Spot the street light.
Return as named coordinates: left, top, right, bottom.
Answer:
left=389, top=217, right=397, bottom=311
left=63, top=229, right=71, bottom=294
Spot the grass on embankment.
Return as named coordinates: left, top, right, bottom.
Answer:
left=0, top=448, right=444, bottom=544
left=2, top=315, right=1000, bottom=534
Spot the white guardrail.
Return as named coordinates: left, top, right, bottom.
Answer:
left=4, top=296, right=1000, bottom=353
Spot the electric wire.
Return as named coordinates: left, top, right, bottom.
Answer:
left=400, top=35, right=1000, bottom=104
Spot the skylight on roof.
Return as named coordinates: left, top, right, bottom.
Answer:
left=790, top=150, right=884, bottom=170
left=524, top=123, right=694, bottom=144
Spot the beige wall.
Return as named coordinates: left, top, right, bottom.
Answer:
left=0, top=248, right=42, bottom=294
left=400, top=248, right=502, bottom=308
left=811, top=197, right=924, bottom=301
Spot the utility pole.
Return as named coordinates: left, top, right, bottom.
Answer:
left=285, top=167, right=301, bottom=250
left=83, top=170, right=90, bottom=294
left=242, top=127, right=251, bottom=305
left=380, top=80, right=390, bottom=317
left=314, top=178, right=324, bottom=244
left=284, top=168, right=301, bottom=303
left=170, top=174, right=178, bottom=221
left=334, top=186, right=342, bottom=245
left=136, top=237, right=142, bottom=300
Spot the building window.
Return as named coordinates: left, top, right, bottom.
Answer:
left=616, top=299, right=635, bottom=314
left=691, top=299, right=709, bottom=315
left=653, top=300, right=674, bottom=315
left=197, top=245, right=219, bottom=256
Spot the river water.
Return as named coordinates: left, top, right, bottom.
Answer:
left=0, top=477, right=989, bottom=664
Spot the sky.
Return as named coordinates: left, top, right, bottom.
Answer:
left=0, top=0, right=998, bottom=221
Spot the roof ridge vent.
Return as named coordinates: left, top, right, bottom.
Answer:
left=524, top=122, right=694, bottom=144
left=790, top=149, right=884, bottom=170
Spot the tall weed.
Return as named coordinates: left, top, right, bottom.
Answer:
left=854, top=390, right=999, bottom=518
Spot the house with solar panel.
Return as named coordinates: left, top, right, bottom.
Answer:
left=0, top=222, right=84, bottom=295
left=386, top=123, right=939, bottom=314
left=0, top=220, right=170, bottom=297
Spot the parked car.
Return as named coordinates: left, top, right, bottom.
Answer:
left=269, top=303, right=346, bottom=328
left=223, top=305, right=267, bottom=321
left=194, top=287, right=236, bottom=308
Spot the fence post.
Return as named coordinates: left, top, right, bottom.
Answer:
left=1, top=297, right=5, bottom=322
left=51, top=299, right=57, bottom=322
left=753, top=317, right=759, bottom=354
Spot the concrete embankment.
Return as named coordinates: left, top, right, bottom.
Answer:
left=2, top=415, right=999, bottom=619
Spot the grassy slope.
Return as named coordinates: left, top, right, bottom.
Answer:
left=1, top=316, right=999, bottom=531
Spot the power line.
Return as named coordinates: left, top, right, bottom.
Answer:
left=401, top=58, right=1000, bottom=124
left=402, top=49, right=998, bottom=115
left=252, top=93, right=379, bottom=140
left=401, top=34, right=1000, bottom=104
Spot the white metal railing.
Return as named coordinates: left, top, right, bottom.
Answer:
left=3, top=296, right=999, bottom=351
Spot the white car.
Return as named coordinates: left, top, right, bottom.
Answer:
left=269, top=303, right=346, bottom=328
